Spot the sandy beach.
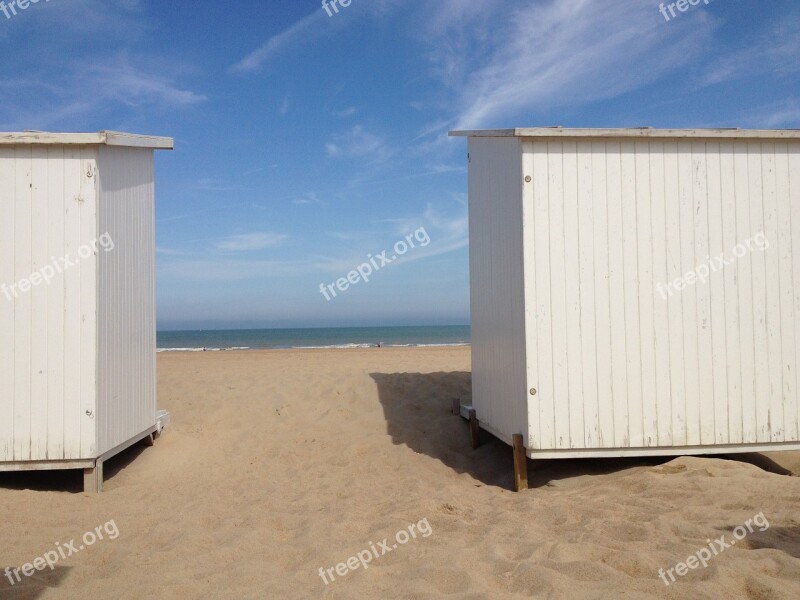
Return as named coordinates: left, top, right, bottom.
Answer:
left=1, top=346, right=799, bottom=599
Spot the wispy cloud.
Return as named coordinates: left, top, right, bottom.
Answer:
left=231, top=0, right=405, bottom=73
left=88, top=58, right=206, bottom=107
left=216, top=233, right=289, bottom=252
left=746, top=99, right=800, bottom=128
left=325, top=125, right=392, bottom=163
left=230, top=10, right=328, bottom=74
left=333, top=106, right=358, bottom=118
left=193, top=178, right=246, bottom=192
left=430, top=0, right=711, bottom=129
left=0, top=53, right=205, bottom=129
left=159, top=258, right=310, bottom=281
left=292, top=192, right=324, bottom=206
left=698, top=13, right=800, bottom=86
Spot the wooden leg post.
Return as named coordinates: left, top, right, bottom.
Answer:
left=469, top=408, right=480, bottom=449
left=451, top=397, right=461, bottom=415
left=84, top=460, right=104, bottom=494
left=512, top=434, right=528, bottom=492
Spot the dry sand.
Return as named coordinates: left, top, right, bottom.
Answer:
left=1, top=346, right=799, bottom=599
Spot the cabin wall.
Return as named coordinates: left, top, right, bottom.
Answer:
left=96, top=146, right=157, bottom=455
left=468, top=137, right=529, bottom=444
left=521, top=138, right=800, bottom=453
left=0, top=145, right=99, bottom=462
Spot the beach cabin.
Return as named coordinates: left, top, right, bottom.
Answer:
left=0, top=131, right=172, bottom=493
left=450, top=127, right=800, bottom=489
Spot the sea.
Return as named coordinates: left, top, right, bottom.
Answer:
left=156, top=325, right=471, bottom=352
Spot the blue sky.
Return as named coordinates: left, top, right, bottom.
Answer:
left=1, top=0, right=798, bottom=330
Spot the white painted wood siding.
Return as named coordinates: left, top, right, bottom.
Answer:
left=468, top=137, right=529, bottom=443
left=96, top=147, right=157, bottom=455
left=521, top=139, right=800, bottom=452
left=0, top=146, right=98, bottom=462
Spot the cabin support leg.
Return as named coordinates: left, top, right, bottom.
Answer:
left=469, top=408, right=481, bottom=449
left=451, top=397, right=461, bottom=415
left=512, top=434, right=528, bottom=492
left=142, top=432, right=155, bottom=447
left=84, top=460, right=104, bottom=494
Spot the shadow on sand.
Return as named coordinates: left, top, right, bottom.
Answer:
left=715, top=523, right=800, bottom=559
left=0, top=566, right=72, bottom=599
left=370, top=371, right=796, bottom=490
left=0, top=438, right=151, bottom=494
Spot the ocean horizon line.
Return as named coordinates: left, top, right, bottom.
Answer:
left=156, top=325, right=471, bottom=352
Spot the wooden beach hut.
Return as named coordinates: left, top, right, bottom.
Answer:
left=0, top=131, right=172, bottom=493
left=450, top=127, right=800, bottom=489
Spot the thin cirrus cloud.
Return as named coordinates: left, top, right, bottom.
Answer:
left=747, top=99, right=800, bottom=128
left=230, top=0, right=404, bottom=74
left=88, top=60, right=206, bottom=107
left=0, top=56, right=205, bottom=129
left=215, top=233, right=289, bottom=252
left=325, top=125, right=392, bottom=163
left=230, top=9, right=329, bottom=74
left=698, top=15, right=800, bottom=87
left=446, top=0, right=713, bottom=129
left=333, top=107, right=358, bottom=118
left=229, top=0, right=718, bottom=133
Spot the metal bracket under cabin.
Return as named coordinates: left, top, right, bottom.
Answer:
left=452, top=398, right=529, bottom=492
left=83, top=410, right=171, bottom=494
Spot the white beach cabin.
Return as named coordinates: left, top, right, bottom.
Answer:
left=0, top=131, right=172, bottom=493
left=450, top=127, right=800, bottom=488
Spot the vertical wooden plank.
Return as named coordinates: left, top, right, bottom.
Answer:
left=592, top=142, right=614, bottom=447
left=664, top=141, right=687, bottom=446
left=748, top=143, right=770, bottom=443
left=13, top=146, right=32, bottom=461
left=29, top=147, right=49, bottom=460
left=720, top=143, right=743, bottom=444
left=634, top=141, right=656, bottom=446
left=532, top=141, right=555, bottom=449
left=522, top=142, right=540, bottom=448
left=735, top=143, right=757, bottom=444
left=62, top=147, right=84, bottom=459
left=789, top=143, right=800, bottom=442
left=606, top=141, right=628, bottom=447
left=678, top=141, right=700, bottom=446
left=547, top=142, right=570, bottom=449
left=577, top=142, right=599, bottom=448
left=46, top=146, right=66, bottom=460
left=80, top=150, right=98, bottom=458
left=0, top=147, right=15, bottom=461
left=706, top=142, right=730, bottom=445
left=562, top=141, right=584, bottom=448
left=762, top=144, right=784, bottom=442
left=650, top=142, right=673, bottom=446
left=692, top=142, right=714, bottom=445
left=622, top=141, right=643, bottom=447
